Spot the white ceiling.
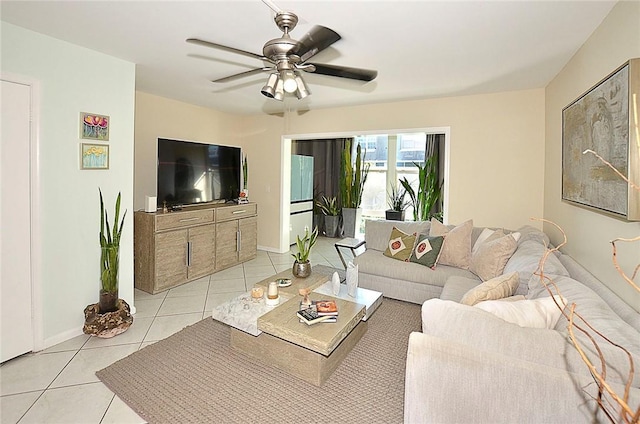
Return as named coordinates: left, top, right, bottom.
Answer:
left=1, top=1, right=617, bottom=115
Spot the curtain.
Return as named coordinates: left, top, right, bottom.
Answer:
left=292, top=138, right=351, bottom=203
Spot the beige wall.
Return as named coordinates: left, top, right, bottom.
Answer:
left=134, top=92, right=241, bottom=210
left=544, top=0, right=640, bottom=311
left=241, top=89, right=545, bottom=251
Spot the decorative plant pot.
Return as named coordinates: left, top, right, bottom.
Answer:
left=292, top=260, right=312, bottom=278
left=324, top=215, right=339, bottom=238
left=100, top=244, right=120, bottom=313
left=385, top=209, right=405, bottom=221
left=342, top=207, right=362, bottom=238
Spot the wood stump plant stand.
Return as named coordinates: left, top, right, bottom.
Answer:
left=83, top=299, right=133, bottom=338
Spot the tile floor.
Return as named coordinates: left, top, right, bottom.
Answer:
left=1, top=236, right=359, bottom=424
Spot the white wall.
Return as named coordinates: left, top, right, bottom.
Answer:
left=134, top=92, right=241, bottom=211
left=544, top=1, right=640, bottom=312
left=239, top=89, right=546, bottom=252
left=1, top=23, right=136, bottom=346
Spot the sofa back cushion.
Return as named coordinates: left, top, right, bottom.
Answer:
left=503, top=239, right=569, bottom=292
left=364, top=219, right=430, bottom=252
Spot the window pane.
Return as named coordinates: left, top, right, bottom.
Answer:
left=361, top=170, right=387, bottom=219
left=397, top=133, right=426, bottom=169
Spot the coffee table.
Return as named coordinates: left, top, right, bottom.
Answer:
left=215, top=269, right=368, bottom=386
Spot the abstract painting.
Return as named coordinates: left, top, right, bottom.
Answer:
left=80, top=112, right=109, bottom=141
left=81, top=143, right=109, bottom=169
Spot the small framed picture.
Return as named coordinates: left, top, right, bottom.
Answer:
left=80, top=112, right=109, bottom=141
left=81, top=143, right=109, bottom=170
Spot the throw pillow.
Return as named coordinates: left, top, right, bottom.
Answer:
left=472, top=228, right=499, bottom=255
left=409, top=234, right=444, bottom=268
left=429, top=218, right=473, bottom=269
left=470, top=233, right=518, bottom=281
left=474, top=295, right=567, bottom=329
left=460, top=272, right=520, bottom=306
left=383, top=227, right=417, bottom=262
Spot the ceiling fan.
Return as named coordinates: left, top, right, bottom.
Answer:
left=186, top=3, right=377, bottom=101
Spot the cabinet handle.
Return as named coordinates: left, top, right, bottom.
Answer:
left=180, top=217, right=201, bottom=222
left=232, top=210, right=246, bottom=215
left=187, top=241, right=192, bottom=266
left=238, top=230, right=242, bottom=252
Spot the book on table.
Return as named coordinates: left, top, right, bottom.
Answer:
left=296, top=307, right=337, bottom=325
left=299, top=300, right=339, bottom=316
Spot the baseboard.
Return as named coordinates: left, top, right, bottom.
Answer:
left=258, top=244, right=288, bottom=254
left=42, top=327, right=85, bottom=351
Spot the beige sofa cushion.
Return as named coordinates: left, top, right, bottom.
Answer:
left=430, top=219, right=473, bottom=269
left=460, top=272, right=519, bottom=306
left=470, top=232, right=518, bottom=281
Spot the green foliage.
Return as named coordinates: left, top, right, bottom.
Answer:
left=316, top=196, right=340, bottom=216
left=387, top=184, right=409, bottom=211
left=291, top=226, right=319, bottom=263
left=399, top=153, right=442, bottom=221
left=99, top=189, right=126, bottom=293
left=340, top=141, right=370, bottom=209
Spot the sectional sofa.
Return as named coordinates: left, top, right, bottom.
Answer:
left=353, top=219, right=640, bottom=423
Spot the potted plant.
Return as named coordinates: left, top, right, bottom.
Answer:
left=385, top=184, right=408, bottom=221
left=316, top=195, right=340, bottom=237
left=400, top=152, right=442, bottom=221
left=99, top=189, right=126, bottom=313
left=291, top=226, right=319, bottom=278
left=340, top=141, right=370, bottom=237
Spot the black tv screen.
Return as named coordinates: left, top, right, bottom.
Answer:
left=157, top=138, right=241, bottom=207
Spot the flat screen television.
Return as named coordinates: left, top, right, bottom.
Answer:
left=157, top=138, right=241, bottom=208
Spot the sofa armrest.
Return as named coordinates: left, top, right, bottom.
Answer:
left=404, top=332, right=639, bottom=423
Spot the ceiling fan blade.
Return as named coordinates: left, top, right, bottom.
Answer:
left=292, top=26, right=341, bottom=62
left=306, top=63, right=378, bottom=82
left=212, top=67, right=273, bottom=83
left=187, top=38, right=272, bottom=63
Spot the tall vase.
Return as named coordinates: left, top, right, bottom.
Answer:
left=342, top=207, right=362, bottom=238
left=99, top=244, right=119, bottom=313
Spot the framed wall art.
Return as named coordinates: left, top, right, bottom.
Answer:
left=81, top=143, right=109, bottom=170
left=80, top=112, right=109, bottom=141
left=562, top=58, right=639, bottom=221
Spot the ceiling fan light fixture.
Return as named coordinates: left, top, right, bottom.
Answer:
left=273, top=77, right=285, bottom=101
left=294, top=73, right=310, bottom=99
left=260, top=73, right=279, bottom=98
left=282, top=71, right=298, bottom=93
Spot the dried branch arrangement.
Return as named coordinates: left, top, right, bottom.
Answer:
left=531, top=150, right=639, bottom=423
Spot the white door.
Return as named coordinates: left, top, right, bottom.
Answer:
left=1, top=79, right=34, bottom=362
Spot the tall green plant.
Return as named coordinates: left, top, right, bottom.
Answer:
left=99, top=189, right=126, bottom=293
left=340, top=141, right=370, bottom=208
left=316, top=196, right=340, bottom=216
left=400, top=153, right=442, bottom=221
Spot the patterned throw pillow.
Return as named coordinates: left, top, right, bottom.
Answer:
left=409, top=234, right=444, bottom=268
left=383, top=227, right=417, bottom=262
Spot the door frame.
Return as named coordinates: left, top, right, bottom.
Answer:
left=1, top=73, right=44, bottom=352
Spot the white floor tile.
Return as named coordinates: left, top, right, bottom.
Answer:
left=0, top=391, right=42, bottom=424
left=133, top=298, right=164, bottom=318
left=0, top=351, right=75, bottom=396
left=242, top=264, right=276, bottom=277
left=133, top=288, right=167, bottom=301
left=205, top=291, right=245, bottom=312
left=157, top=295, right=206, bottom=316
left=166, top=277, right=209, bottom=298
left=144, top=313, right=202, bottom=342
left=19, top=382, right=113, bottom=424
left=209, top=265, right=244, bottom=281
left=101, top=395, right=146, bottom=424
left=50, top=344, right=139, bottom=388
left=208, top=277, right=246, bottom=294
left=242, top=256, right=273, bottom=268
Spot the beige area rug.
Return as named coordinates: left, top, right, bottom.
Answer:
left=97, top=298, right=421, bottom=424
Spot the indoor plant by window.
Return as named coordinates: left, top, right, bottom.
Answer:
left=400, top=152, right=442, bottom=221
left=340, top=141, right=370, bottom=237
left=291, top=226, right=318, bottom=278
left=385, top=184, right=408, bottom=221
left=99, top=189, right=126, bottom=313
left=316, top=195, right=340, bottom=237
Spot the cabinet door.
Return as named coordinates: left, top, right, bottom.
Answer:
left=238, top=216, right=258, bottom=262
left=215, top=220, right=239, bottom=270
left=188, top=224, right=215, bottom=279
left=155, top=229, right=188, bottom=290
